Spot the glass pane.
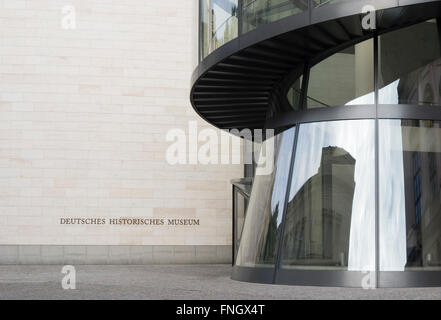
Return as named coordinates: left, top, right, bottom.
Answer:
left=242, top=0, right=308, bottom=34
left=307, top=39, right=375, bottom=108
left=200, top=0, right=239, bottom=59
left=379, top=20, right=441, bottom=105
left=236, top=193, right=247, bottom=241
left=236, top=127, right=296, bottom=268
left=287, top=76, right=303, bottom=111
left=379, top=120, right=441, bottom=271
left=281, top=120, right=376, bottom=271
left=313, top=0, right=347, bottom=8
left=200, top=0, right=211, bottom=59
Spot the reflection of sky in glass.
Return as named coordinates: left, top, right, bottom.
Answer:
left=213, top=0, right=237, bottom=40
left=345, top=92, right=375, bottom=105
left=213, top=4, right=229, bottom=35
left=289, top=120, right=376, bottom=271
left=379, top=80, right=400, bottom=104
left=345, top=79, right=400, bottom=105
left=379, top=120, right=407, bottom=271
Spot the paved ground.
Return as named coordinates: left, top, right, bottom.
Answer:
left=0, top=265, right=440, bottom=300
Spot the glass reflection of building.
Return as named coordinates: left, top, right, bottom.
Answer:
left=200, top=0, right=238, bottom=59
left=379, top=19, right=441, bottom=105
left=282, top=146, right=355, bottom=269
left=379, top=120, right=441, bottom=272
left=401, top=120, right=441, bottom=269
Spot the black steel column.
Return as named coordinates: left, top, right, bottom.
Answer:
left=374, top=34, right=380, bottom=288
left=232, top=185, right=236, bottom=266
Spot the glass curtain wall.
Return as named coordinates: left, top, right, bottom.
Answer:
left=236, top=127, right=296, bottom=267
left=242, top=0, right=308, bottom=33
left=313, top=0, right=347, bottom=8
left=281, top=120, right=376, bottom=271
left=199, top=0, right=357, bottom=59
left=377, top=20, right=441, bottom=271
left=379, top=120, right=441, bottom=271
left=306, top=40, right=375, bottom=108
left=287, top=20, right=441, bottom=110
left=379, top=20, right=441, bottom=105
left=235, top=19, right=441, bottom=277
left=199, top=0, right=367, bottom=60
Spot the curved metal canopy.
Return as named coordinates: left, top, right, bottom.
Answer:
left=190, top=0, right=441, bottom=131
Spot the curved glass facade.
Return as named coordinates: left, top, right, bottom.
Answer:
left=237, top=120, right=377, bottom=272
left=379, top=20, right=441, bottom=105
left=233, top=18, right=441, bottom=286
left=194, top=0, right=441, bottom=286
left=287, top=20, right=441, bottom=110
left=198, top=0, right=352, bottom=59
left=236, top=119, right=441, bottom=283
left=281, top=120, right=376, bottom=271
left=313, top=0, right=347, bottom=7
left=379, top=120, right=441, bottom=271
left=242, top=0, right=308, bottom=34
left=306, top=40, right=375, bottom=108
left=236, top=128, right=295, bottom=267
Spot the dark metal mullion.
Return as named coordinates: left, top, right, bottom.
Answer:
left=437, top=18, right=441, bottom=56
left=273, top=124, right=300, bottom=283
left=198, top=0, right=202, bottom=62
left=374, top=33, right=380, bottom=288
left=308, top=0, right=313, bottom=22
left=232, top=186, right=237, bottom=266
left=232, top=186, right=235, bottom=265
left=300, top=62, right=310, bottom=110
left=238, top=0, right=243, bottom=37
left=232, top=186, right=250, bottom=266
